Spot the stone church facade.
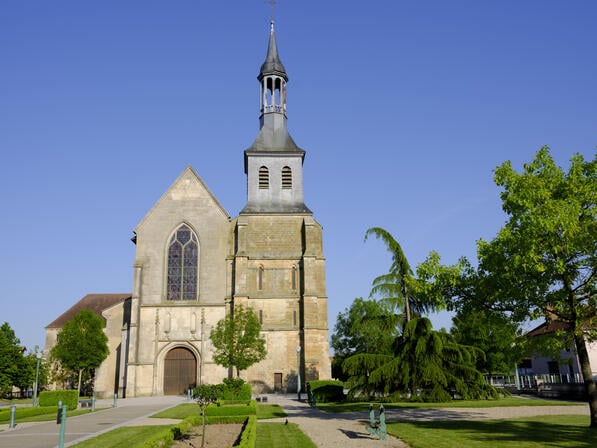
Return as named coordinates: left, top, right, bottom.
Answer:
left=44, top=22, right=331, bottom=398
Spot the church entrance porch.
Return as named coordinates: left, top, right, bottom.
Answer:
left=164, top=347, right=197, bottom=395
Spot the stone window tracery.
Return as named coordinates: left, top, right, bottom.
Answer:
left=167, top=224, right=199, bottom=301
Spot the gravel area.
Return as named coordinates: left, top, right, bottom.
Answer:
left=266, top=395, right=589, bottom=448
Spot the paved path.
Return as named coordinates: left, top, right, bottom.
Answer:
left=0, top=396, right=186, bottom=448
left=266, top=395, right=589, bottom=448
left=265, top=395, right=409, bottom=447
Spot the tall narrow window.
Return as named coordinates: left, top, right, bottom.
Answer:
left=167, top=224, right=199, bottom=301
left=258, top=266, right=264, bottom=290
left=259, top=309, right=263, bottom=325
left=259, top=166, right=269, bottom=189
left=291, top=266, right=297, bottom=290
left=281, top=166, right=292, bottom=189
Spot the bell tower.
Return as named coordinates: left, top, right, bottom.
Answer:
left=241, top=21, right=310, bottom=215
left=231, top=21, right=331, bottom=392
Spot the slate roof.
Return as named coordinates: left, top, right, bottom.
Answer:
left=46, top=293, right=131, bottom=329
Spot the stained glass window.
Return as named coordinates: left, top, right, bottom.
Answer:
left=167, top=224, right=199, bottom=301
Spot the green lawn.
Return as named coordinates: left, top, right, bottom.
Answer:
left=257, top=404, right=287, bottom=419
left=70, top=426, right=171, bottom=448
left=152, top=402, right=286, bottom=420
left=0, top=406, right=98, bottom=423
left=257, top=422, right=317, bottom=448
left=389, top=415, right=597, bottom=448
left=318, top=397, right=583, bottom=413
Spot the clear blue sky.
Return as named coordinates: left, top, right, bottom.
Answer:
left=1, top=1, right=595, bottom=351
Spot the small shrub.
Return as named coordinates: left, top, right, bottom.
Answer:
left=307, top=380, right=345, bottom=403
left=39, top=390, right=78, bottom=410
left=222, top=378, right=252, bottom=400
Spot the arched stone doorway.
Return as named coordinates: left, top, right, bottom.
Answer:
left=164, top=347, right=197, bottom=395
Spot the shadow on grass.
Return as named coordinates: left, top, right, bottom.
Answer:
left=389, top=416, right=597, bottom=448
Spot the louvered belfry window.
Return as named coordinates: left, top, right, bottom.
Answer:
left=282, top=166, right=292, bottom=189
left=259, top=166, right=269, bottom=189
left=167, top=224, right=199, bottom=301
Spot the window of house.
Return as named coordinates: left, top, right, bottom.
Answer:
left=167, top=224, right=199, bottom=301
left=259, top=166, right=269, bottom=189
left=282, top=166, right=292, bottom=189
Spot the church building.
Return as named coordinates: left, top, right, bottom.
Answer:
left=44, top=22, right=331, bottom=397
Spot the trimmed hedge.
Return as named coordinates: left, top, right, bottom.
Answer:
left=39, top=390, right=79, bottom=410
left=237, top=416, right=257, bottom=448
left=206, top=400, right=257, bottom=416
left=307, top=380, right=345, bottom=403
left=140, top=413, right=255, bottom=447
left=140, top=416, right=194, bottom=448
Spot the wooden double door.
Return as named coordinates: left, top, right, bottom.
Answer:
left=164, top=347, right=197, bottom=395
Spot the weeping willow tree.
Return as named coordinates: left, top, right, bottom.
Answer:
left=343, top=228, right=492, bottom=401
left=344, top=317, right=493, bottom=401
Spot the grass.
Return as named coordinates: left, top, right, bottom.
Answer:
left=317, top=396, right=583, bottom=413
left=389, top=415, right=597, bottom=448
left=257, top=422, right=317, bottom=448
left=257, top=404, right=287, bottom=419
left=70, top=426, right=170, bottom=448
left=152, top=402, right=286, bottom=420
left=0, top=406, right=98, bottom=423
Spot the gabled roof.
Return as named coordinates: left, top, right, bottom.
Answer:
left=46, top=293, right=131, bottom=329
left=134, top=166, right=230, bottom=232
left=524, top=320, right=570, bottom=338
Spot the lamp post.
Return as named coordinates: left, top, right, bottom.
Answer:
left=33, top=352, right=42, bottom=407
left=296, top=345, right=301, bottom=401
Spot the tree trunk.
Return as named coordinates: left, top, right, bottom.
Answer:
left=77, top=369, right=83, bottom=397
left=574, top=333, right=597, bottom=428
left=200, top=407, right=207, bottom=448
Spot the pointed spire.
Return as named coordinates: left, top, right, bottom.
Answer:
left=259, top=21, right=287, bottom=81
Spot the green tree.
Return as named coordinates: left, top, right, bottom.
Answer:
left=365, top=228, right=448, bottom=326
left=331, top=297, right=397, bottom=380
left=0, top=322, right=27, bottom=396
left=436, top=147, right=596, bottom=426
left=479, top=147, right=596, bottom=426
left=365, top=227, right=416, bottom=322
left=343, top=317, right=489, bottom=401
left=210, top=305, right=266, bottom=378
left=451, top=307, right=520, bottom=380
left=193, top=384, right=223, bottom=448
left=50, top=310, right=109, bottom=396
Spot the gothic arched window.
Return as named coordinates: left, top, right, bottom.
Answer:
left=167, top=224, right=199, bottom=301
left=259, top=166, right=269, bottom=189
left=282, top=166, right=292, bottom=189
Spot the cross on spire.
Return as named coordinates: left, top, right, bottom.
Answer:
left=266, top=0, right=279, bottom=22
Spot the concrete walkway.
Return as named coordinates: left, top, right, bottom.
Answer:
left=265, top=395, right=409, bottom=447
left=266, top=395, right=589, bottom=448
left=0, top=395, right=186, bottom=448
